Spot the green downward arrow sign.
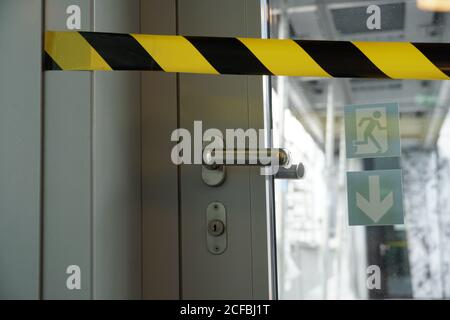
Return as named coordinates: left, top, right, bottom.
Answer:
left=356, top=175, right=393, bottom=223
left=347, top=169, right=404, bottom=226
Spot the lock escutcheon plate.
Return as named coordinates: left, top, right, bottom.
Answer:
left=206, top=202, right=227, bottom=254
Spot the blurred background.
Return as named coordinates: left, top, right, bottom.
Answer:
left=269, top=0, right=450, bottom=299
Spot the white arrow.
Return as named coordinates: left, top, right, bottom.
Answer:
left=356, top=175, right=393, bottom=223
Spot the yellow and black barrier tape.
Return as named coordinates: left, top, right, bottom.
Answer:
left=45, top=31, right=450, bottom=80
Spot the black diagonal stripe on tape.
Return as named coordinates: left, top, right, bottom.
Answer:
left=185, top=36, right=272, bottom=75
left=44, top=52, right=61, bottom=70
left=79, top=32, right=162, bottom=71
left=413, top=43, right=450, bottom=77
left=295, top=40, right=388, bottom=78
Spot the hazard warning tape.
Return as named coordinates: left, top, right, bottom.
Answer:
left=44, top=31, right=450, bottom=80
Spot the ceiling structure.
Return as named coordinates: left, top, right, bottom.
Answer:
left=269, top=0, right=450, bottom=150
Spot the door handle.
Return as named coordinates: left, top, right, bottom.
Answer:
left=275, top=163, right=304, bottom=180
left=203, top=148, right=290, bottom=169
left=202, top=148, right=304, bottom=186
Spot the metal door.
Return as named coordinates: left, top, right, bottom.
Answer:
left=142, top=0, right=276, bottom=300
left=177, top=0, right=274, bottom=300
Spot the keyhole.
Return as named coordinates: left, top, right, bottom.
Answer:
left=208, top=219, right=224, bottom=236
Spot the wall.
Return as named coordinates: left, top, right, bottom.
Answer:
left=0, top=0, right=43, bottom=300
left=43, top=0, right=142, bottom=299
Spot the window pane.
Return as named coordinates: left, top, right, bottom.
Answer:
left=268, top=0, right=450, bottom=299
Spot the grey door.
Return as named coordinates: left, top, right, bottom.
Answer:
left=142, top=0, right=276, bottom=300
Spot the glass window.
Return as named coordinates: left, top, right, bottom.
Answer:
left=268, top=0, right=450, bottom=299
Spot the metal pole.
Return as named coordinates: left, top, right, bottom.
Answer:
left=322, top=79, right=336, bottom=299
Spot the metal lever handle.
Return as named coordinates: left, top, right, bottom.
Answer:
left=275, top=163, right=305, bottom=180
left=203, top=148, right=291, bottom=169
left=202, top=147, right=304, bottom=186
